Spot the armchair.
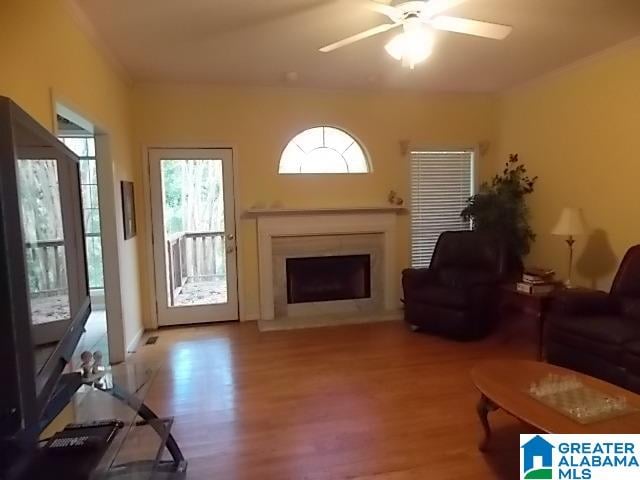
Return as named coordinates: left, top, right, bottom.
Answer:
left=546, top=245, right=640, bottom=392
left=402, top=231, right=508, bottom=339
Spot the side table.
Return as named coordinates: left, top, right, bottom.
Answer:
left=499, top=284, right=562, bottom=360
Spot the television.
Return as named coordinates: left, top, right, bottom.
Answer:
left=0, top=97, right=91, bottom=456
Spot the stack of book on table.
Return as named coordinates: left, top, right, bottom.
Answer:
left=516, top=267, right=557, bottom=295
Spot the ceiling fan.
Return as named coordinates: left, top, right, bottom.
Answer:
left=319, top=0, right=512, bottom=69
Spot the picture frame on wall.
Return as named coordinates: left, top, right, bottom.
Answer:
left=121, top=180, right=137, bottom=240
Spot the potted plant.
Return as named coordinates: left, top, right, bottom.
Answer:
left=461, top=153, right=537, bottom=273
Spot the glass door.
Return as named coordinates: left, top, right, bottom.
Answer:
left=149, top=148, right=238, bottom=325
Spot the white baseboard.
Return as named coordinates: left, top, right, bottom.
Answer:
left=126, top=328, right=145, bottom=355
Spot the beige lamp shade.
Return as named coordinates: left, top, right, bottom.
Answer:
left=551, top=207, right=587, bottom=236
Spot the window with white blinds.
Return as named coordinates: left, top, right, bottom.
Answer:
left=410, top=149, right=474, bottom=268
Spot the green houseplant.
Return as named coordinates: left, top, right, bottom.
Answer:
left=461, top=154, right=537, bottom=267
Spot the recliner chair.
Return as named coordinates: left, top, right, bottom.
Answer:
left=401, top=231, right=508, bottom=340
left=546, top=245, right=640, bottom=392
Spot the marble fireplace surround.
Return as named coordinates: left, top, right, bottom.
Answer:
left=272, top=233, right=383, bottom=319
left=253, top=207, right=402, bottom=322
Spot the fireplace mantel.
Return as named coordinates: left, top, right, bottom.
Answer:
left=243, top=205, right=407, bottom=218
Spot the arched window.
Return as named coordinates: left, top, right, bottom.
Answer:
left=279, top=126, right=370, bottom=174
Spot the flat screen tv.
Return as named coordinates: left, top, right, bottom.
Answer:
left=0, top=97, right=91, bottom=455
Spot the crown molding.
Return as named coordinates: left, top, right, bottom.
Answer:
left=62, top=0, right=132, bottom=85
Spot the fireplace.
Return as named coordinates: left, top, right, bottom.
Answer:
left=286, top=254, right=371, bottom=304
left=262, top=220, right=397, bottom=322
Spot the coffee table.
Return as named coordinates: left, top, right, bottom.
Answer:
left=471, top=359, right=640, bottom=451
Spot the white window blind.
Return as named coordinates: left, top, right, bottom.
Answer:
left=410, top=149, right=474, bottom=268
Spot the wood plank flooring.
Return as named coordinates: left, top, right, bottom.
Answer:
left=131, top=320, right=539, bottom=479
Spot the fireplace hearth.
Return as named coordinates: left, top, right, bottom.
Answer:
left=286, top=255, right=371, bottom=304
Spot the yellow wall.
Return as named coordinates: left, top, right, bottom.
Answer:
left=11, top=1, right=637, bottom=332
left=496, top=39, right=640, bottom=289
left=0, top=0, right=144, bottom=357
left=133, top=84, right=499, bottom=321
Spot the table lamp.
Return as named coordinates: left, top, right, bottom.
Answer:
left=551, top=207, right=587, bottom=288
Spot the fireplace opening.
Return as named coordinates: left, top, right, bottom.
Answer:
left=286, top=254, right=371, bottom=304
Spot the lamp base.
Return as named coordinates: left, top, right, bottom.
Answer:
left=565, top=236, right=576, bottom=290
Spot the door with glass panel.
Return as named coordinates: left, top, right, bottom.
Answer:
left=149, top=148, right=238, bottom=326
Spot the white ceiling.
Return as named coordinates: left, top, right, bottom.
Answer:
left=72, top=0, right=640, bottom=92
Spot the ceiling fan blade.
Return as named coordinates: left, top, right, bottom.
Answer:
left=431, top=16, right=512, bottom=40
left=319, top=23, right=400, bottom=53
left=421, top=0, right=468, bottom=19
left=368, top=1, right=403, bottom=22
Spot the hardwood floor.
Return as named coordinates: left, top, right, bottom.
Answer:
left=132, top=320, right=539, bottom=479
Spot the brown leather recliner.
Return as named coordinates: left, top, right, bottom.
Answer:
left=402, top=231, right=508, bottom=340
left=546, top=245, right=640, bottom=392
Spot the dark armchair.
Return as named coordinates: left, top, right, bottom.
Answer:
left=546, top=245, right=640, bottom=392
left=402, top=231, right=508, bottom=340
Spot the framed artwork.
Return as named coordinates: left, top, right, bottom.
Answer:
left=121, top=181, right=137, bottom=240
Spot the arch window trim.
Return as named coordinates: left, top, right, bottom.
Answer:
left=278, top=126, right=371, bottom=175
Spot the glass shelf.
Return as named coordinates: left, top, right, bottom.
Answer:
left=44, top=362, right=185, bottom=479
left=97, top=418, right=174, bottom=480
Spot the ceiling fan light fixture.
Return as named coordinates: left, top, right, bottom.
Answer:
left=384, top=34, right=405, bottom=61
left=319, top=1, right=512, bottom=68
left=384, top=26, right=433, bottom=69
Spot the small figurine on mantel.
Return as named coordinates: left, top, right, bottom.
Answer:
left=92, top=350, right=104, bottom=374
left=80, top=350, right=93, bottom=378
left=388, top=190, right=404, bottom=206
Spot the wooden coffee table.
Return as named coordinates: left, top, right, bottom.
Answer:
left=471, top=359, right=640, bottom=451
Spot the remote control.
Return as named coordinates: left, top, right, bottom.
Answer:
left=64, top=419, right=124, bottom=430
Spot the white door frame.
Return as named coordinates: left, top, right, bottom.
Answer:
left=147, top=147, right=240, bottom=326
left=51, top=94, right=127, bottom=363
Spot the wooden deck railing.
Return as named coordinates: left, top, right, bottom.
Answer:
left=166, top=231, right=226, bottom=305
left=25, top=239, right=68, bottom=296
left=25, top=233, right=102, bottom=296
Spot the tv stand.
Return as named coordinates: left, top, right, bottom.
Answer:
left=100, top=378, right=186, bottom=474
left=37, top=363, right=187, bottom=479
